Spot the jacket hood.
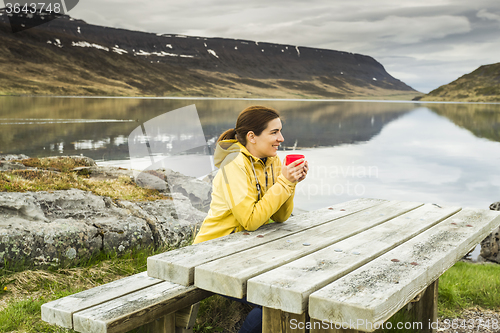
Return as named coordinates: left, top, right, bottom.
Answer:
left=213, top=139, right=258, bottom=168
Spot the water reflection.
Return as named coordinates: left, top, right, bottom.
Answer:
left=0, top=97, right=499, bottom=210
left=426, top=103, right=500, bottom=142
left=289, top=107, right=500, bottom=210
left=0, top=97, right=416, bottom=159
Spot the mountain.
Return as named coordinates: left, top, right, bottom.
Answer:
left=0, top=11, right=419, bottom=99
left=419, top=62, right=500, bottom=102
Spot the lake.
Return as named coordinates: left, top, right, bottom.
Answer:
left=1, top=96, right=499, bottom=213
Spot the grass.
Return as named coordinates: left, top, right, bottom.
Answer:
left=194, top=295, right=251, bottom=333
left=0, top=245, right=176, bottom=333
left=438, top=261, right=500, bottom=317
left=1, top=259, right=499, bottom=333
left=17, top=157, right=94, bottom=172
left=0, top=242, right=250, bottom=333
left=0, top=157, right=166, bottom=201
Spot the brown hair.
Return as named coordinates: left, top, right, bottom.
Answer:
left=218, top=106, right=281, bottom=145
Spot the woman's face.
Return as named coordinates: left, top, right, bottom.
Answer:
left=247, top=118, right=284, bottom=158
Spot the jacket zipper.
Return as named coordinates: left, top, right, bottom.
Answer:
left=262, top=159, right=268, bottom=190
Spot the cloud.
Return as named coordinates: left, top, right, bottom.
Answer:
left=311, top=15, right=471, bottom=46
left=477, top=9, right=500, bottom=22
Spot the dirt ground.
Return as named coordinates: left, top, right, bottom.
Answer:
left=438, top=308, right=500, bottom=333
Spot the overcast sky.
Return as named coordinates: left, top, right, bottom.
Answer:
left=70, top=0, right=500, bottom=93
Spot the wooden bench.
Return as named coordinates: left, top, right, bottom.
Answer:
left=41, top=271, right=212, bottom=333
left=42, top=198, right=500, bottom=333
left=42, top=198, right=384, bottom=333
left=146, top=198, right=500, bottom=333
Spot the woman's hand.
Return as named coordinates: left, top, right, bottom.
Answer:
left=297, top=160, right=309, bottom=182
left=281, top=158, right=307, bottom=183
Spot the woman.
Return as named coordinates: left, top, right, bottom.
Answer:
left=193, top=105, right=308, bottom=333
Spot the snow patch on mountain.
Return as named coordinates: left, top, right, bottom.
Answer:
left=72, top=41, right=109, bottom=51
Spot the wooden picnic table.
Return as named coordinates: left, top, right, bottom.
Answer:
left=148, top=198, right=500, bottom=333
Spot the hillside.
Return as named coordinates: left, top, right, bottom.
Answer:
left=0, top=10, right=419, bottom=99
left=420, top=62, right=500, bottom=102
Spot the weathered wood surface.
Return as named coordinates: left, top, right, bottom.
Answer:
left=247, top=204, right=460, bottom=314
left=73, top=281, right=212, bottom=333
left=308, top=280, right=439, bottom=332
left=148, top=198, right=386, bottom=285
left=263, top=307, right=308, bottom=333
left=41, top=272, right=163, bottom=328
left=194, top=201, right=422, bottom=298
left=308, top=208, right=500, bottom=332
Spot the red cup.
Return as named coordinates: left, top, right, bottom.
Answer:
left=286, top=154, right=305, bottom=166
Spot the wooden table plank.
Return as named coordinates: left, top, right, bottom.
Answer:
left=194, top=200, right=422, bottom=298
left=148, top=198, right=386, bottom=285
left=308, top=208, right=500, bottom=332
left=41, top=272, right=163, bottom=328
left=247, top=204, right=461, bottom=314
left=73, top=281, right=212, bottom=333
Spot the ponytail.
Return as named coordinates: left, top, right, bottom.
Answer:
left=217, top=106, right=280, bottom=145
left=217, top=128, right=237, bottom=142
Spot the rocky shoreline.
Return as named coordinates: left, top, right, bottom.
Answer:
left=0, top=154, right=213, bottom=268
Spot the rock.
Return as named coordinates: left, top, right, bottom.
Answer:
left=135, top=170, right=168, bottom=191
left=0, top=155, right=97, bottom=172
left=0, top=153, right=30, bottom=171
left=0, top=161, right=27, bottom=171
left=42, top=155, right=97, bottom=167
left=86, top=166, right=135, bottom=180
left=93, top=215, right=154, bottom=253
left=0, top=188, right=204, bottom=268
left=0, top=154, right=212, bottom=267
left=480, top=201, right=500, bottom=263
left=162, top=169, right=213, bottom=212
left=0, top=217, right=102, bottom=268
left=32, top=188, right=113, bottom=220
left=133, top=193, right=206, bottom=247
left=202, top=169, right=218, bottom=184
left=0, top=154, right=30, bottom=161
left=0, top=192, right=48, bottom=222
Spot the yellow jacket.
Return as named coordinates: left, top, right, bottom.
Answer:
left=193, top=140, right=296, bottom=244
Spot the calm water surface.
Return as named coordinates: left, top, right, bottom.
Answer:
left=1, top=97, right=499, bottom=212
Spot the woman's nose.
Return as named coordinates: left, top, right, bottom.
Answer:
left=278, top=132, right=284, bottom=142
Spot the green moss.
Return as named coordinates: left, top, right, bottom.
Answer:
left=0, top=168, right=165, bottom=202
left=18, top=157, right=93, bottom=172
